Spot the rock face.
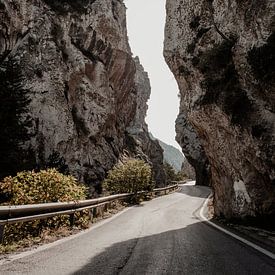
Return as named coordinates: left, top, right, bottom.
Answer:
left=0, top=1, right=163, bottom=192
left=175, top=112, right=210, bottom=186
left=181, top=159, right=196, bottom=181
left=164, top=0, right=275, bottom=220
left=126, top=57, right=166, bottom=187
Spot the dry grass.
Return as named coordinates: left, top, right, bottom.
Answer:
left=0, top=226, right=84, bottom=256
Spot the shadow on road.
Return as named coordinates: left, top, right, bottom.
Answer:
left=72, top=220, right=274, bottom=275
left=176, top=184, right=211, bottom=198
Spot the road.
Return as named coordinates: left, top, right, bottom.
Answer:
left=1, top=182, right=274, bottom=274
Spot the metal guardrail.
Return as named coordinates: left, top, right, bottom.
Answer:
left=0, top=184, right=178, bottom=243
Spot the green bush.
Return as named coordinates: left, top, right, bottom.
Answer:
left=175, top=171, right=188, bottom=182
left=103, top=159, right=154, bottom=195
left=0, top=169, right=89, bottom=244
left=164, top=162, right=178, bottom=182
left=164, top=162, right=187, bottom=182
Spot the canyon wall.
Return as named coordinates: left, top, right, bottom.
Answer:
left=0, top=0, right=165, bottom=192
left=164, top=0, right=275, bottom=220
left=126, top=57, right=166, bottom=187
left=181, top=159, right=196, bottom=181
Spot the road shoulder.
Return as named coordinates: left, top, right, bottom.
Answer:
left=198, top=195, right=275, bottom=260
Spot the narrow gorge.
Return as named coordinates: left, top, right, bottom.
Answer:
left=0, top=0, right=274, bottom=223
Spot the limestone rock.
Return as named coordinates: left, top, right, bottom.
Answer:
left=176, top=111, right=210, bottom=186
left=0, top=0, right=137, bottom=193
left=181, top=159, right=196, bottom=181
left=164, top=0, right=275, bottom=219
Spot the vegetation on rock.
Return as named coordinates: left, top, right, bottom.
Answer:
left=164, top=162, right=187, bottom=182
left=0, top=169, right=89, bottom=245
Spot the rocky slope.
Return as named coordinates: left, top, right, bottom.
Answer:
left=126, top=57, right=166, bottom=186
left=150, top=134, right=184, bottom=172
left=0, top=0, right=165, bottom=192
left=164, top=0, right=275, bottom=220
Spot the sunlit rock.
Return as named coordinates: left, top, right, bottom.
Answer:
left=0, top=0, right=164, bottom=192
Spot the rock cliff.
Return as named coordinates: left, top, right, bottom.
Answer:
left=126, top=57, right=166, bottom=187
left=0, top=0, right=165, bottom=192
left=175, top=112, right=210, bottom=186
left=181, top=159, right=196, bottom=181
left=164, top=0, right=275, bottom=220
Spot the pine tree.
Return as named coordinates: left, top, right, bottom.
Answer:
left=0, top=58, right=32, bottom=179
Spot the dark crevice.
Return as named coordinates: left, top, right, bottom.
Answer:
left=214, top=23, right=235, bottom=43
left=64, top=82, right=69, bottom=103
left=43, top=0, right=96, bottom=15
left=71, top=39, right=105, bottom=64
left=189, top=16, right=200, bottom=29
left=196, top=27, right=211, bottom=40
left=247, top=31, right=275, bottom=82
left=71, top=106, right=89, bottom=136
left=251, top=125, right=267, bottom=139
left=195, top=40, right=254, bottom=127
left=186, top=22, right=211, bottom=54
left=112, top=0, right=119, bottom=21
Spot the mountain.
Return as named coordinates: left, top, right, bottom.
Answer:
left=149, top=134, right=184, bottom=172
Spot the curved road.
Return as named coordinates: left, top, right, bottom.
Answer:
left=1, top=183, right=274, bottom=274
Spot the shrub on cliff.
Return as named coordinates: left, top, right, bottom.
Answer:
left=103, top=159, right=153, bottom=195
left=0, top=169, right=89, bottom=244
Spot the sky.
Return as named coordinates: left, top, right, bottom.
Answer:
left=124, top=0, right=181, bottom=150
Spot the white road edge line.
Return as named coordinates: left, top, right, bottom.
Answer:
left=199, top=195, right=275, bottom=260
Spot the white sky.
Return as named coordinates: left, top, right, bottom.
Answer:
left=124, top=0, right=181, bottom=150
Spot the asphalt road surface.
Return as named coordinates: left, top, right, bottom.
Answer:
left=1, top=182, right=274, bottom=274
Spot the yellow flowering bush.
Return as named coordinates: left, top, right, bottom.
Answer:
left=103, top=159, right=154, bottom=195
left=0, top=169, right=89, bottom=244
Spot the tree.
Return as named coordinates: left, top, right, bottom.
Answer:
left=163, top=162, right=187, bottom=182
left=0, top=58, right=32, bottom=179
left=163, top=162, right=178, bottom=183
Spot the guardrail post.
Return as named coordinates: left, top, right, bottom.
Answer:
left=0, top=224, right=4, bottom=244
left=69, top=213, right=75, bottom=227
left=89, top=208, right=94, bottom=221
left=92, top=207, right=97, bottom=219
